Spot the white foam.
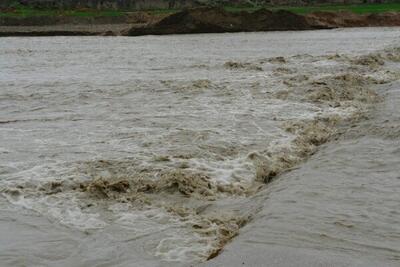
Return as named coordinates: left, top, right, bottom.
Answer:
left=4, top=191, right=107, bottom=230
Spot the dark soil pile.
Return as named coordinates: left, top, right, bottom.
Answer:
left=126, top=7, right=328, bottom=36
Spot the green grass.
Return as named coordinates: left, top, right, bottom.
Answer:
left=0, top=3, right=399, bottom=18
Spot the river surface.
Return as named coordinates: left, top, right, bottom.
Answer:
left=0, top=27, right=400, bottom=266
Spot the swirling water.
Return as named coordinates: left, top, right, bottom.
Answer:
left=0, top=27, right=400, bottom=266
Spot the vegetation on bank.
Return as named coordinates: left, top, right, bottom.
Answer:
left=1, top=3, right=400, bottom=18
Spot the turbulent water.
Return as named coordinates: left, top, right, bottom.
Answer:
left=0, top=28, right=400, bottom=266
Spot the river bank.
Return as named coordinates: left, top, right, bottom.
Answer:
left=1, top=6, right=400, bottom=36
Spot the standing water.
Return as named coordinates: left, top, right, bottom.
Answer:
left=0, top=27, right=400, bottom=266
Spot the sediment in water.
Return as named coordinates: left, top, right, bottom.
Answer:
left=2, top=47, right=400, bottom=263
left=74, top=47, right=398, bottom=257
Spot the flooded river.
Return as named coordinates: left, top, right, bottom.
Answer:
left=0, top=28, right=400, bottom=266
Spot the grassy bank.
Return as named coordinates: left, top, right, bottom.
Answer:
left=1, top=3, right=400, bottom=18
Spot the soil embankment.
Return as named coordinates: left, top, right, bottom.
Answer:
left=126, top=7, right=326, bottom=36
left=126, top=7, right=400, bottom=36
left=306, top=11, right=400, bottom=28
left=0, top=11, right=164, bottom=36
left=0, top=24, right=128, bottom=37
left=1, top=7, right=400, bottom=36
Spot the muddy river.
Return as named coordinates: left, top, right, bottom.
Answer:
left=0, top=27, right=400, bottom=266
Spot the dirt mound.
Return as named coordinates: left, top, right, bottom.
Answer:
left=126, top=8, right=400, bottom=36
left=126, top=7, right=326, bottom=36
left=306, top=11, right=400, bottom=28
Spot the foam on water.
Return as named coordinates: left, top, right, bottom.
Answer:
left=1, top=29, right=400, bottom=265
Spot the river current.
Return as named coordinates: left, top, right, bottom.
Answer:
left=0, top=28, right=400, bottom=266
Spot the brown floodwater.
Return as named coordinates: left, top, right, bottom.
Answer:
left=0, top=27, right=399, bottom=266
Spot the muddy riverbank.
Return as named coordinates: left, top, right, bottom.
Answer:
left=126, top=7, right=400, bottom=36
left=1, top=7, right=400, bottom=37
left=0, top=24, right=130, bottom=36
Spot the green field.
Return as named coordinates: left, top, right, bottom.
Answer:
left=1, top=3, right=400, bottom=18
